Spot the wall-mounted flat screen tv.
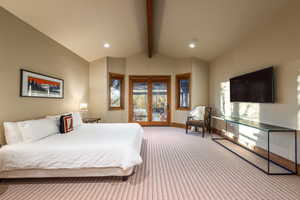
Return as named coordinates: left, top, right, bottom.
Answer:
left=230, top=67, right=275, bottom=103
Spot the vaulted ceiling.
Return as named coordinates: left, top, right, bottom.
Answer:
left=0, top=0, right=290, bottom=62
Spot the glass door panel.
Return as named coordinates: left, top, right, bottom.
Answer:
left=132, top=82, right=148, bottom=122
left=152, top=82, right=168, bottom=122
left=129, top=76, right=170, bottom=125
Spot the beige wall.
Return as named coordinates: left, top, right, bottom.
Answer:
left=0, top=8, right=89, bottom=143
left=126, top=53, right=209, bottom=124
left=89, top=53, right=209, bottom=124
left=126, top=53, right=180, bottom=123
left=89, top=57, right=107, bottom=118
left=192, top=58, right=209, bottom=107
left=172, top=58, right=210, bottom=123
left=172, top=58, right=192, bottom=123
left=209, top=2, right=300, bottom=161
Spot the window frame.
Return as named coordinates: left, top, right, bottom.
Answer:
left=108, top=72, right=125, bottom=110
left=176, top=73, right=191, bottom=110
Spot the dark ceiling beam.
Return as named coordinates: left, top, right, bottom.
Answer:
left=146, top=0, right=153, bottom=58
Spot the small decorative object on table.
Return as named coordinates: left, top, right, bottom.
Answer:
left=83, top=118, right=101, bottom=123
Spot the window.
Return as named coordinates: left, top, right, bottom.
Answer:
left=176, top=73, right=191, bottom=110
left=109, top=73, right=124, bottom=110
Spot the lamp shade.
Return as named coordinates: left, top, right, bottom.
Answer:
left=80, top=103, right=88, bottom=111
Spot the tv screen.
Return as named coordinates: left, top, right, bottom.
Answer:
left=230, top=67, right=275, bottom=103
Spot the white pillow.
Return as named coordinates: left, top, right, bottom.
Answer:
left=17, top=118, right=59, bottom=143
left=72, top=112, right=83, bottom=128
left=46, top=113, right=71, bottom=128
left=3, top=122, right=23, bottom=145
left=46, top=112, right=82, bottom=129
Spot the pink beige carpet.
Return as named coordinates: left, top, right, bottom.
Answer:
left=1, top=127, right=300, bottom=200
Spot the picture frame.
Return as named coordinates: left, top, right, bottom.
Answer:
left=20, top=69, right=64, bottom=99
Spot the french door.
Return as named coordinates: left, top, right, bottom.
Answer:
left=129, top=76, right=171, bottom=126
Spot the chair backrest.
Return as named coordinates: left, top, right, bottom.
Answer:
left=189, top=106, right=212, bottom=124
left=189, top=106, right=206, bottom=120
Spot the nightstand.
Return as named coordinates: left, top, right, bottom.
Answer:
left=83, top=118, right=101, bottom=123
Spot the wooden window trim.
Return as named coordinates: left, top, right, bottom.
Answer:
left=176, top=73, right=191, bottom=110
left=108, top=73, right=125, bottom=110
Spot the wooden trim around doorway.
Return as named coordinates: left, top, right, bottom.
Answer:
left=128, top=75, right=171, bottom=126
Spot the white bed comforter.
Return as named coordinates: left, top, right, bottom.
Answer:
left=0, top=123, right=144, bottom=171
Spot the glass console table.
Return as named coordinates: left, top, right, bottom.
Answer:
left=212, top=116, right=298, bottom=175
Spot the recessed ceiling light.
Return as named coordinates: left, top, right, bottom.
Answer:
left=189, top=43, right=196, bottom=48
left=104, top=43, right=110, bottom=48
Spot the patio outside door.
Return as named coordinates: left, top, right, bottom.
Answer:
left=129, top=76, right=171, bottom=126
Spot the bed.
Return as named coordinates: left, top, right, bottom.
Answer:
left=0, top=123, right=144, bottom=181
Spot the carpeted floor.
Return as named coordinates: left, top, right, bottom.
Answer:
left=0, top=127, right=300, bottom=200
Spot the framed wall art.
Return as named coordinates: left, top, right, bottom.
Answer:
left=20, top=69, right=64, bottom=99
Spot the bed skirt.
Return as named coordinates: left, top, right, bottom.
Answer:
left=0, top=167, right=134, bottom=179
